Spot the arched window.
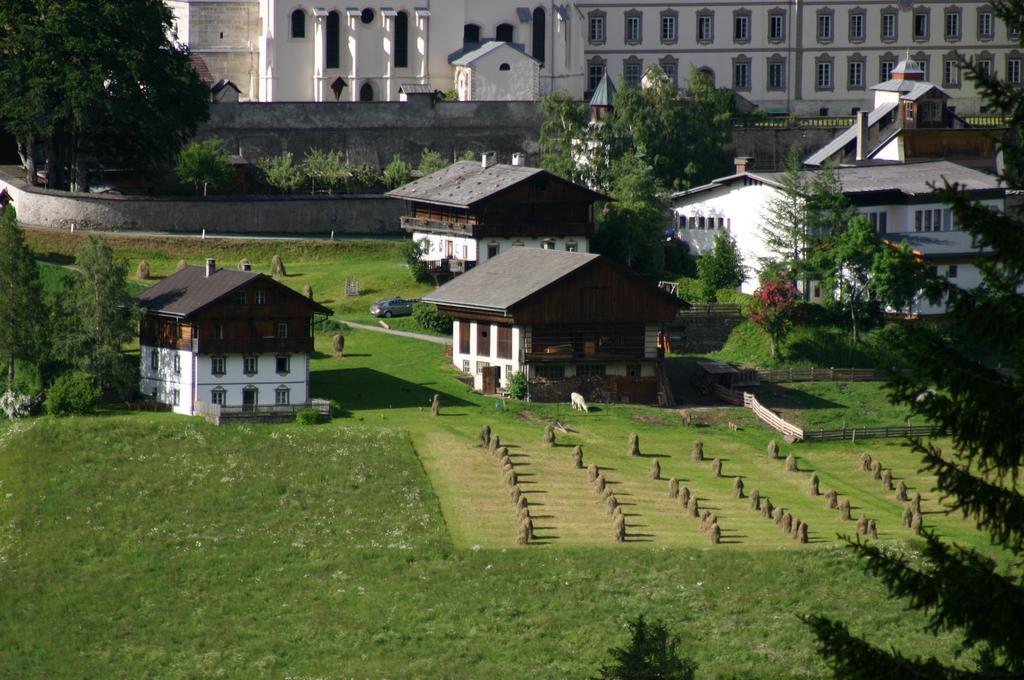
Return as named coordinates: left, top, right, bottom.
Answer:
left=394, top=11, right=409, bottom=68
left=359, top=82, right=374, bottom=101
left=532, top=8, right=545, bottom=64
left=499, top=63, right=511, bottom=71
left=291, top=8, right=306, bottom=39
left=496, top=23, right=514, bottom=43
left=326, top=11, right=340, bottom=68
left=463, top=24, right=480, bottom=45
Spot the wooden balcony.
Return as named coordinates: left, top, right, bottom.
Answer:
left=402, top=215, right=595, bottom=238
left=191, top=336, right=314, bottom=355
left=523, top=334, right=646, bottom=362
left=426, top=258, right=476, bottom=274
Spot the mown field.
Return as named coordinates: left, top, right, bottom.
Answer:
left=1, top=327, right=995, bottom=678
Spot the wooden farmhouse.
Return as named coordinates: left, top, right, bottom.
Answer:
left=137, top=259, right=332, bottom=416
left=386, top=153, right=608, bottom=279
left=421, top=248, right=683, bottom=403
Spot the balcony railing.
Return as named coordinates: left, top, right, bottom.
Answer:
left=523, top=335, right=646, bottom=362
left=426, top=258, right=476, bottom=274
left=191, top=336, right=314, bottom=355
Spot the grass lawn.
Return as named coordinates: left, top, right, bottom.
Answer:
left=748, top=381, right=917, bottom=430
left=25, top=229, right=441, bottom=334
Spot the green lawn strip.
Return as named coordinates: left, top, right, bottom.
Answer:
left=750, top=381, right=916, bottom=431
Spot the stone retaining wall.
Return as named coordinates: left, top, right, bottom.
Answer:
left=0, top=169, right=402, bottom=234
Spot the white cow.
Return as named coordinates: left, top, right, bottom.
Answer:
left=570, top=392, right=589, bottom=413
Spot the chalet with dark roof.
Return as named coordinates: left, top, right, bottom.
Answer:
left=422, top=248, right=683, bottom=403
left=137, top=259, right=332, bottom=415
left=386, top=154, right=608, bottom=278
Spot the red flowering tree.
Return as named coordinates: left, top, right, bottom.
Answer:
left=748, top=277, right=802, bottom=360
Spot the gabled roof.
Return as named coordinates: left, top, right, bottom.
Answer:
left=589, top=72, right=616, bottom=107
left=804, top=102, right=899, bottom=167
left=137, top=266, right=332, bottom=318
left=449, top=40, right=535, bottom=65
left=871, top=79, right=950, bottom=100
left=672, top=161, right=1002, bottom=202
left=399, top=83, right=434, bottom=95
left=386, top=160, right=608, bottom=208
left=422, top=248, right=602, bottom=313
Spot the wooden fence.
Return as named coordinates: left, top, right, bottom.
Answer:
left=755, top=367, right=891, bottom=383
left=708, top=384, right=942, bottom=444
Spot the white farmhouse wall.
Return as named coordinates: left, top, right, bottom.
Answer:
left=451, top=320, right=522, bottom=388
left=459, top=49, right=540, bottom=101
left=139, top=345, right=196, bottom=416
left=414, top=233, right=589, bottom=265
left=672, top=182, right=776, bottom=293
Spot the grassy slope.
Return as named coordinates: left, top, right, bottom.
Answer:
left=699, top=319, right=891, bottom=369
left=25, top=229, right=440, bottom=334
left=749, top=381, right=916, bottom=430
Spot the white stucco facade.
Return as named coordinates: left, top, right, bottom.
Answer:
left=140, top=346, right=310, bottom=415
left=670, top=172, right=1004, bottom=314
left=454, top=42, right=541, bottom=101
left=416, top=233, right=590, bottom=267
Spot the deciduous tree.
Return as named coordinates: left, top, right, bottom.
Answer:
left=697, top=231, right=745, bottom=301
left=0, top=205, right=46, bottom=385
left=747, top=276, right=802, bottom=359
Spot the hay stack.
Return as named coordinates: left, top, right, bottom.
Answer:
left=871, top=460, right=883, bottom=481
left=516, top=495, right=529, bottom=512
left=761, top=498, right=774, bottom=519
left=824, top=490, right=838, bottom=510
left=791, top=519, right=803, bottom=538
left=489, top=436, right=502, bottom=455
left=479, top=425, right=492, bottom=448
left=628, top=432, right=641, bottom=457
left=687, top=496, right=699, bottom=518
left=606, top=494, right=619, bottom=516
left=572, top=445, right=584, bottom=469
left=691, top=440, right=704, bottom=462
left=522, top=517, right=534, bottom=541
left=911, top=492, right=922, bottom=514
left=542, top=425, right=556, bottom=447
left=679, top=486, right=691, bottom=509
left=797, top=523, right=808, bottom=543
left=856, top=516, right=868, bottom=535
left=881, top=469, right=893, bottom=490
left=430, top=393, right=441, bottom=416
left=733, top=476, right=744, bottom=499
left=303, top=284, right=313, bottom=299
left=749, top=488, right=760, bottom=510
left=238, top=258, right=250, bottom=271
left=767, top=439, right=780, bottom=459
left=499, top=453, right=511, bottom=468
left=867, top=519, right=878, bottom=540
left=902, top=505, right=914, bottom=528
left=136, top=260, right=150, bottom=280
left=271, top=254, right=286, bottom=277
left=649, top=459, right=661, bottom=480
left=773, top=507, right=784, bottom=527
left=594, top=474, right=606, bottom=494
left=510, top=486, right=522, bottom=506
left=176, top=259, right=188, bottom=272
left=710, top=458, right=723, bottom=477
left=839, top=499, right=852, bottom=521
left=911, top=512, right=923, bottom=535
left=808, top=473, right=820, bottom=496
left=516, top=525, right=529, bottom=545
left=896, top=480, right=909, bottom=502
left=699, top=510, right=711, bottom=529
left=708, top=523, right=721, bottom=544
left=668, top=477, right=680, bottom=499
left=782, top=512, right=793, bottom=534
left=587, top=464, right=599, bottom=482
left=332, top=334, right=345, bottom=357
left=785, top=454, right=798, bottom=472
left=614, top=520, right=626, bottom=543
left=858, top=452, right=873, bottom=472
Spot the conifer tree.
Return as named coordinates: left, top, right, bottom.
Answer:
left=759, top=147, right=809, bottom=276
left=0, top=205, right=46, bottom=386
left=806, top=2, right=1024, bottom=673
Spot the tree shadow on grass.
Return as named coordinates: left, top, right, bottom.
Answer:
left=312, top=367, right=474, bottom=410
left=752, top=383, right=848, bottom=411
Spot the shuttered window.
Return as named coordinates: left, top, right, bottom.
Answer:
left=496, top=326, right=512, bottom=359
left=458, top=321, right=471, bottom=354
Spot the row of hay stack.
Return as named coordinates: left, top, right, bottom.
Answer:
left=585, top=459, right=627, bottom=543
left=478, top=425, right=533, bottom=544
left=675, top=441, right=723, bottom=544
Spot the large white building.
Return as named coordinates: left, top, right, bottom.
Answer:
left=137, top=259, right=332, bottom=415
left=670, top=159, right=1004, bottom=314
left=168, top=1, right=1021, bottom=113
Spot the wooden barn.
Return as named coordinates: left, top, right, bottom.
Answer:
left=421, top=248, right=683, bottom=404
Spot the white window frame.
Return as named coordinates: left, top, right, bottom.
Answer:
left=625, top=15, right=641, bottom=43
left=817, top=14, right=832, bottom=41
left=211, top=356, right=226, bottom=376
left=275, top=387, right=290, bottom=405
left=768, top=13, right=784, bottom=41
left=816, top=61, right=833, bottom=90
left=661, top=15, right=677, bottom=42
left=211, top=388, right=226, bottom=406
left=945, top=11, right=960, bottom=40
left=589, top=16, right=605, bottom=44
left=244, top=355, right=258, bottom=375
left=881, top=13, right=897, bottom=40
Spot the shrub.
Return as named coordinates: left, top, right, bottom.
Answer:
left=542, top=424, right=555, bottom=447
left=506, top=370, right=528, bottom=400
left=412, top=303, right=453, bottom=334
left=176, top=138, right=234, bottom=196
left=418, top=148, right=448, bottom=176
left=295, top=408, right=320, bottom=425
left=400, top=237, right=432, bottom=284
left=136, top=260, right=150, bottom=280
left=258, top=151, right=305, bottom=193
left=45, top=371, right=100, bottom=416
left=649, top=459, right=661, bottom=480
left=301, top=148, right=348, bottom=194
left=332, top=333, right=345, bottom=357
left=0, top=390, right=33, bottom=420
left=675, top=277, right=706, bottom=303
left=691, top=440, right=703, bottom=462
left=628, top=432, right=640, bottom=457
left=271, top=254, right=286, bottom=278
left=382, top=154, right=413, bottom=189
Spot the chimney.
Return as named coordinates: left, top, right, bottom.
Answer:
left=241, top=262, right=252, bottom=272
left=734, top=156, right=754, bottom=174
left=481, top=151, right=497, bottom=169
left=205, top=258, right=216, bottom=277
left=511, top=152, right=525, bottom=167
left=855, top=111, right=870, bottom=161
